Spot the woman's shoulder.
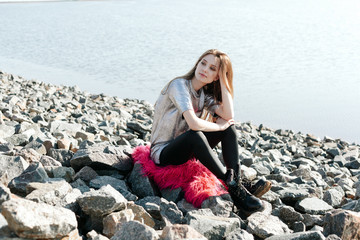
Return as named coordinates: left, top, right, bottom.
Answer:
left=168, top=78, right=189, bottom=90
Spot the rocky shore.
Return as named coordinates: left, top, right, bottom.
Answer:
left=1, top=70, right=360, bottom=240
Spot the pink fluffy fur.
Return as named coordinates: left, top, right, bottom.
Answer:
left=132, top=145, right=228, bottom=208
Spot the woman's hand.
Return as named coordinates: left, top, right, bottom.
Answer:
left=216, top=117, right=234, bottom=130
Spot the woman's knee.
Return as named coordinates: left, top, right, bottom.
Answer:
left=224, top=125, right=237, bottom=138
left=188, top=130, right=208, bottom=147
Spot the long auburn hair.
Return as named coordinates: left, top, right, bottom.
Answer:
left=162, top=49, right=234, bottom=103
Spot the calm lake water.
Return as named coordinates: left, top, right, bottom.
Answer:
left=0, top=0, right=359, bottom=143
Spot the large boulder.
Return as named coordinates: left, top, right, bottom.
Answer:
left=1, top=198, right=77, bottom=239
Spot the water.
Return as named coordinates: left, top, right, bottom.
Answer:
left=0, top=0, right=359, bottom=143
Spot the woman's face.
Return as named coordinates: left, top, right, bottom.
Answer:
left=194, top=54, right=220, bottom=85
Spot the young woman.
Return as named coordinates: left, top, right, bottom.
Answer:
left=150, top=49, right=270, bottom=212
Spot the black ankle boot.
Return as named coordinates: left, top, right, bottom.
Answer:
left=225, top=169, right=263, bottom=213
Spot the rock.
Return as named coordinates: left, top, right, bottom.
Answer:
left=110, top=221, right=159, bottom=240
left=323, top=188, right=344, bottom=208
left=295, top=197, right=333, bottom=215
left=103, top=209, right=135, bottom=238
left=225, top=229, right=254, bottom=240
left=0, top=155, right=29, bottom=186
left=75, top=131, right=95, bottom=141
left=74, top=165, right=98, bottom=183
left=279, top=205, right=304, bottom=225
left=23, top=140, right=47, bottom=155
left=48, top=148, right=74, bottom=167
left=90, top=175, right=137, bottom=201
left=0, top=124, right=15, bottom=139
left=302, top=214, right=324, bottom=228
left=49, top=120, right=82, bottom=136
left=87, top=230, right=110, bottom=240
left=128, top=162, right=159, bottom=198
left=276, top=187, right=309, bottom=203
left=186, top=212, right=240, bottom=240
left=160, top=187, right=183, bottom=203
left=0, top=213, right=13, bottom=238
left=0, top=183, right=12, bottom=205
left=25, top=180, right=80, bottom=211
left=159, top=199, right=184, bottom=225
left=160, top=224, right=207, bottom=240
left=126, top=201, right=156, bottom=228
left=70, top=151, right=132, bottom=173
left=70, top=178, right=91, bottom=193
left=77, top=185, right=127, bottom=217
left=1, top=198, right=77, bottom=239
left=53, top=166, right=75, bottom=182
left=246, top=212, right=292, bottom=239
left=292, top=221, right=306, bottom=232
left=0, top=142, right=14, bottom=152
left=323, top=209, right=360, bottom=240
left=201, top=195, right=233, bottom=217
left=265, top=231, right=326, bottom=240
left=5, top=133, right=30, bottom=146
left=8, top=162, right=49, bottom=196
left=39, top=155, right=62, bottom=167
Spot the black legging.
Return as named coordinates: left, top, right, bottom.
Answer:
left=159, top=125, right=239, bottom=181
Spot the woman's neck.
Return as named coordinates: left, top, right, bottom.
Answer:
left=191, top=77, right=206, bottom=92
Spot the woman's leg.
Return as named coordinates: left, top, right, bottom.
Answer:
left=203, top=125, right=239, bottom=172
left=159, top=130, right=227, bottom=180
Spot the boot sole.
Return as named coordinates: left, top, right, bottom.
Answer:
left=252, top=181, right=272, bottom=198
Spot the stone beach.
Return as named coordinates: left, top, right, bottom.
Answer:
left=1, top=70, right=360, bottom=240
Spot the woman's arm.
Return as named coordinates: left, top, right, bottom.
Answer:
left=215, top=69, right=234, bottom=120
left=183, top=110, right=234, bottom=132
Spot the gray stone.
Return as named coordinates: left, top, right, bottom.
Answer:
left=201, top=195, right=233, bottom=217
left=70, top=150, right=132, bottom=173
left=5, top=133, right=30, bottom=146
left=225, top=229, right=254, bottom=240
left=8, top=162, right=49, bottom=196
left=48, top=148, right=74, bottom=167
left=302, top=213, right=324, bottom=228
left=49, top=120, right=82, bottom=136
left=0, top=183, right=11, bottom=205
left=177, top=198, right=198, bottom=215
left=110, top=221, right=159, bottom=240
left=39, top=155, right=62, bottom=167
left=186, top=212, right=240, bottom=240
left=25, top=180, right=80, bottom=211
left=0, top=124, right=15, bottom=138
left=0, top=155, right=29, bottom=186
left=160, top=199, right=184, bottom=225
left=70, top=178, right=91, bottom=193
left=279, top=205, right=304, bottom=225
left=128, top=162, right=159, bottom=198
left=77, top=185, right=127, bottom=217
left=277, top=187, right=309, bottom=203
left=0, top=213, right=13, bottom=238
left=89, top=175, right=137, bottom=201
left=0, top=142, right=14, bottom=152
left=295, top=197, right=333, bottom=215
left=74, top=165, right=98, bottom=183
left=323, top=188, right=344, bottom=208
left=345, top=159, right=360, bottom=169
left=53, top=166, right=75, bottom=182
left=160, top=187, right=183, bottom=203
left=160, top=224, right=207, bottom=240
left=87, top=230, right=110, bottom=240
left=23, top=140, right=47, bottom=155
left=246, top=212, right=292, bottom=239
left=292, top=221, right=306, bottom=232
left=326, top=148, right=341, bottom=158
left=265, top=231, right=326, bottom=240
left=1, top=198, right=77, bottom=239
